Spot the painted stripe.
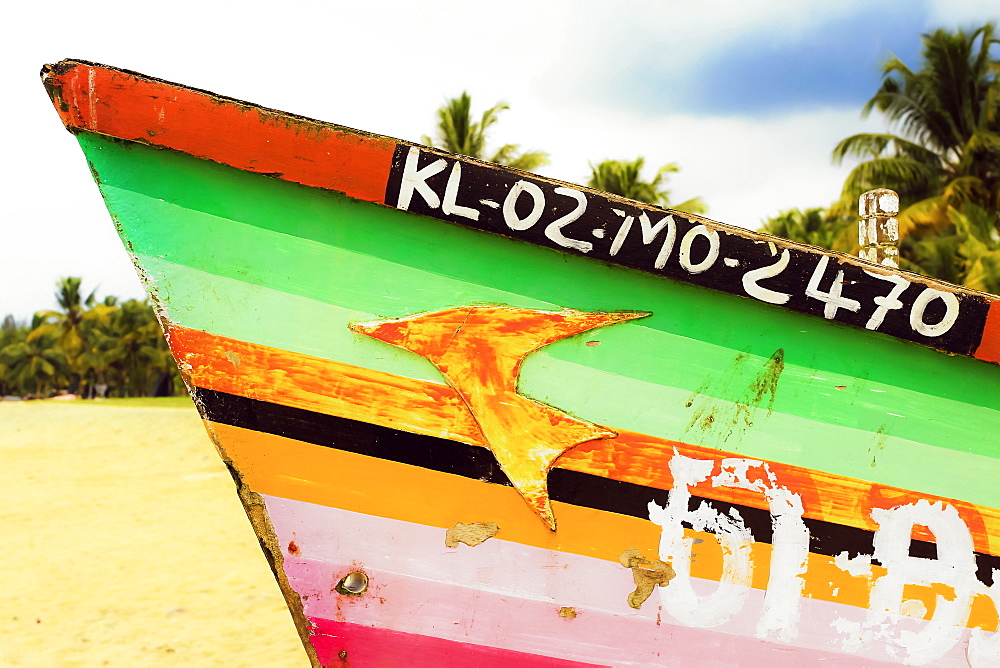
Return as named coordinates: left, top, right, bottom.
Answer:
left=306, top=620, right=606, bottom=668
left=211, top=419, right=1000, bottom=632
left=45, top=61, right=394, bottom=202
left=174, top=325, right=1000, bottom=557
left=201, top=388, right=1000, bottom=579
left=140, top=251, right=999, bottom=461
left=81, top=131, right=998, bottom=414
left=266, top=495, right=982, bottom=666
left=150, top=281, right=1000, bottom=508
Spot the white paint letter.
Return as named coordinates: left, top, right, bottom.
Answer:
left=909, top=288, right=959, bottom=337
left=545, top=188, right=592, bottom=252
left=678, top=225, right=720, bottom=274
left=503, top=180, right=545, bottom=231
left=397, top=147, right=446, bottom=210
left=648, top=453, right=754, bottom=627
left=608, top=212, right=678, bottom=269
left=757, top=486, right=809, bottom=642
left=742, top=249, right=792, bottom=305
left=441, top=162, right=480, bottom=221
left=867, top=500, right=977, bottom=664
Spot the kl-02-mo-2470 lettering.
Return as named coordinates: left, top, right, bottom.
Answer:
left=386, top=146, right=990, bottom=357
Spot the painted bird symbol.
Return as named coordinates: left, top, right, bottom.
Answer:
left=350, top=305, right=650, bottom=530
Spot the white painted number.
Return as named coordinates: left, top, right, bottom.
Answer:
left=909, top=288, right=959, bottom=337
left=502, top=180, right=546, bottom=231
left=545, top=188, right=592, bottom=253
left=805, top=255, right=862, bottom=319
left=742, top=248, right=792, bottom=305
left=863, top=270, right=909, bottom=330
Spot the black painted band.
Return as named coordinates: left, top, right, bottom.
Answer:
left=196, top=386, right=999, bottom=584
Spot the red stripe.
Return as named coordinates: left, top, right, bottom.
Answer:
left=306, top=617, right=607, bottom=668
left=44, top=61, right=395, bottom=204
left=975, top=300, right=1000, bottom=364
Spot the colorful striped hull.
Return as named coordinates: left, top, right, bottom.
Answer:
left=44, top=61, right=1000, bottom=666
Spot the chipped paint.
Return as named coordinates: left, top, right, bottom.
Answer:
left=619, top=547, right=676, bottom=609
left=558, top=607, right=578, bottom=619
left=445, top=522, right=500, bottom=548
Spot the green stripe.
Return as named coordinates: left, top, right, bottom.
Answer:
left=80, top=133, right=1000, bottom=501
left=111, top=189, right=996, bottom=452
left=135, top=254, right=1000, bottom=508
left=80, top=132, right=999, bottom=413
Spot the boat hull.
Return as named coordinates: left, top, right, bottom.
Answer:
left=44, top=60, right=1000, bottom=667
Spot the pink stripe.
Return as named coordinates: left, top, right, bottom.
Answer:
left=264, top=494, right=964, bottom=666
left=307, top=618, right=605, bottom=667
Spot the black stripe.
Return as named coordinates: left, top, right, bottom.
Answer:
left=199, top=387, right=996, bottom=584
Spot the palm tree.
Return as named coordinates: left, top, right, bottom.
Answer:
left=0, top=318, right=67, bottom=397
left=832, top=23, right=999, bottom=234
left=758, top=207, right=855, bottom=253
left=423, top=92, right=549, bottom=171
left=28, top=278, right=111, bottom=358
left=103, top=300, right=175, bottom=397
left=587, top=158, right=708, bottom=214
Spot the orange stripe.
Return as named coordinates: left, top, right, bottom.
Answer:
left=975, top=300, right=1000, bottom=364
left=44, top=61, right=394, bottom=204
left=211, top=422, right=999, bottom=630
left=170, top=324, right=1000, bottom=558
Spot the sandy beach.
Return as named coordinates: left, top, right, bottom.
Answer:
left=0, top=400, right=308, bottom=666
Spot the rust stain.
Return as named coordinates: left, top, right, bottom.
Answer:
left=685, top=349, right=784, bottom=442
left=351, top=306, right=650, bottom=530
left=288, top=540, right=299, bottom=556
left=870, top=425, right=889, bottom=468
left=744, top=348, right=784, bottom=419
left=619, top=547, right=675, bottom=609
left=558, top=606, right=578, bottom=619
left=445, top=522, right=500, bottom=548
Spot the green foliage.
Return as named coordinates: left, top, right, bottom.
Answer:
left=0, top=278, right=179, bottom=398
left=587, top=158, right=708, bottom=214
left=423, top=92, right=549, bottom=172
left=832, top=23, right=998, bottom=243
left=759, top=208, right=856, bottom=253
left=768, top=21, right=1000, bottom=295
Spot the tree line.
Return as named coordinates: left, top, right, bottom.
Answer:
left=0, top=278, right=179, bottom=399
left=426, top=23, right=998, bottom=294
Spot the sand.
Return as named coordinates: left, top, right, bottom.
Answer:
left=0, top=400, right=308, bottom=666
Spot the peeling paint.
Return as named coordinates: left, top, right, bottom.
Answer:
left=619, top=547, right=675, bottom=609
left=445, top=522, right=500, bottom=548
left=558, top=607, right=578, bottom=619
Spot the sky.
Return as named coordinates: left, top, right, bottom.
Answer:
left=3, top=0, right=997, bottom=321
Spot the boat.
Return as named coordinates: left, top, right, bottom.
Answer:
left=42, top=59, right=1000, bottom=666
